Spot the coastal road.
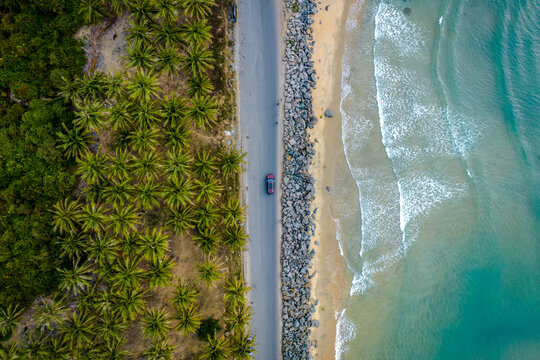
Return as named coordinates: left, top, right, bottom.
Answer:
left=237, top=0, right=282, bottom=359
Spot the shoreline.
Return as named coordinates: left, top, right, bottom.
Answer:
left=309, top=0, right=354, bottom=358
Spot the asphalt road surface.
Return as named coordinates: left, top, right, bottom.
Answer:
left=237, top=0, right=281, bottom=359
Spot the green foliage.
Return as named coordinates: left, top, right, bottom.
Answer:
left=181, top=0, right=216, bottom=20
left=144, top=339, right=174, bottom=360
left=196, top=257, right=223, bottom=287
left=0, top=1, right=86, bottom=101
left=196, top=318, right=221, bottom=342
left=0, top=98, right=77, bottom=306
left=199, top=335, right=229, bottom=360
left=174, top=304, right=201, bottom=335
left=230, top=331, right=256, bottom=360
left=142, top=307, right=171, bottom=340
left=172, top=280, right=199, bottom=311
left=0, top=303, right=23, bottom=339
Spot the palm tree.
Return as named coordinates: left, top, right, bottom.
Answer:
left=77, top=285, right=98, bottom=314
left=199, top=335, right=229, bottom=360
left=182, top=19, right=212, bottom=47
left=74, top=99, right=105, bottom=130
left=193, top=150, right=217, bottom=178
left=0, top=304, right=23, bottom=338
left=58, top=75, right=80, bottom=102
left=133, top=100, right=161, bottom=129
left=195, top=177, right=223, bottom=204
left=114, top=286, right=147, bottom=321
left=142, top=307, right=170, bottom=340
left=164, top=123, right=191, bottom=150
left=57, top=232, right=89, bottom=261
left=24, top=332, right=48, bottom=359
left=171, top=280, right=199, bottom=311
left=186, top=95, right=218, bottom=129
left=156, top=46, right=181, bottom=77
left=108, top=0, right=128, bottom=17
left=58, top=261, right=93, bottom=295
left=230, top=331, right=256, bottom=360
left=78, top=202, right=107, bottom=232
left=155, top=23, right=183, bottom=47
left=56, top=123, right=95, bottom=159
left=148, top=256, right=174, bottom=289
left=144, top=339, right=174, bottom=360
left=129, top=127, right=161, bottom=153
left=155, top=0, right=178, bottom=23
left=52, top=198, right=82, bottom=233
left=134, top=180, right=162, bottom=210
left=220, top=147, right=246, bottom=177
left=88, top=234, right=119, bottom=266
left=187, top=75, right=214, bottom=97
left=221, top=199, right=245, bottom=227
left=195, top=203, right=220, bottom=229
left=83, top=182, right=106, bottom=204
left=0, top=340, right=23, bottom=359
left=222, top=225, right=248, bottom=253
left=95, top=289, right=116, bottom=315
left=223, top=278, right=249, bottom=308
left=106, top=73, right=126, bottom=100
left=128, top=0, right=157, bottom=24
left=96, top=310, right=129, bottom=342
left=181, top=45, right=214, bottom=77
left=79, top=72, right=108, bottom=99
left=108, top=204, right=140, bottom=236
left=125, top=42, right=155, bottom=71
left=103, top=179, right=134, bottom=206
left=162, top=177, right=195, bottom=209
left=79, top=0, right=107, bottom=25
left=181, top=0, right=215, bottom=20
left=193, top=226, right=220, bottom=254
left=161, top=95, right=186, bottom=126
left=174, top=304, right=201, bottom=335
left=76, top=150, right=108, bottom=184
left=112, top=256, right=145, bottom=290
left=132, top=150, right=163, bottom=180
left=127, top=71, right=160, bottom=102
left=60, top=311, right=96, bottom=349
left=165, top=149, right=191, bottom=179
left=138, top=228, right=169, bottom=261
left=99, top=337, right=131, bottom=360
left=107, top=149, right=133, bottom=180
left=43, top=336, right=70, bottom=359
left=108, top=101, right=133, bottom=131
left=118, top=232, right=140, bottom=257
left=166, top=206, right=195, bottom=235
left=127, top=19, right=152, bottom=46
left=224, top=304, right=251, bottom=334
left=196, top=257, right=223, bottom=287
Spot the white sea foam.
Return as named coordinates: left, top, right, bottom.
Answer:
left=339, top=0, right=474, bottom=304
left=335, top=309, right=357, bottom=360
left=374, top=2, right=427, bottom=56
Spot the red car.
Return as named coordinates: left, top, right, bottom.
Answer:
left=266, top=174, right=275, bottom=194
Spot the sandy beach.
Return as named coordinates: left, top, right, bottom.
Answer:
left=309, top=0, right=354, bottom=358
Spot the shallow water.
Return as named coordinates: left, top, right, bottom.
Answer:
left=334, top=0, right=540, bottom=358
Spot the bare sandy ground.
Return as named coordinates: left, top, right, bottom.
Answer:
left=309, top=1, right=354, bottom=359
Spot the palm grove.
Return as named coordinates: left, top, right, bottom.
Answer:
left=0, top=0, right=255, bottom=359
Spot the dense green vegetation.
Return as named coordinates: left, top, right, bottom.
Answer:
left=1, top=0, right=254, bottom=358
left=0, top=0, right=86, bottom=306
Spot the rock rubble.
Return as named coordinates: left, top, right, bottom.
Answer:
left=281, top=1, right=318, bottom=359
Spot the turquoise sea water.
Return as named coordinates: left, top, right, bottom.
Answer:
left=334, top=0, right=540, bottom=358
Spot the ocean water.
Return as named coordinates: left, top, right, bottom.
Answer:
left=334, top=0, right=540, bottom=358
